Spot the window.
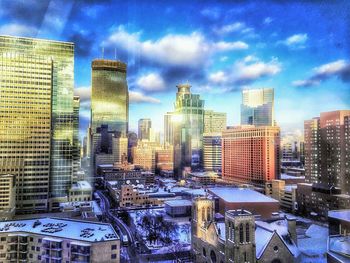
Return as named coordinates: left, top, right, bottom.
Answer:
left=245, top=223, right=250, bottom=242
left=111, top=254, right=117, bottom=259
left=111, top=244, right=117, bottom=250
left=202, top=247, right=207, bottom=257
left=0, top=237, right=5, bottom=242
left=239, top=224, right=244, bottom=243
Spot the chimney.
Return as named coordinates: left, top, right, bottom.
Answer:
left=287, top=217, right=297, bottom=245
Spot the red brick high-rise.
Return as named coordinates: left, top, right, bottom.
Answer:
left=222, top=125, right=280, bottom=188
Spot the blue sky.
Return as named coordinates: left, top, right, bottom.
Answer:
left=0, top=0, right=349, bottom=139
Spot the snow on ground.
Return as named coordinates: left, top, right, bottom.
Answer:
left=129, top=208, right=191, bottom=253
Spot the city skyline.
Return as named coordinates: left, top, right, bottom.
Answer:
left=0, top=1, right=349, bottom=138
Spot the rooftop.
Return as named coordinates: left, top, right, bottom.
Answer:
left=164, top=199, right=192, bottom=207
left=0, top=217, right=118, bottom=242
left=328, top=210, right=350, bottom=222
left=70, top=181, right=92, bottom=191
left=209, top=187, right=279, bottom=203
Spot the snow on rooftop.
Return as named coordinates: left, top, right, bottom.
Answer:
left=0, top=218, right=118, bottom=242
left=280, top=173, right=305, bottom=180
left=328, top=210, right=350, bottom=223
left=216, top=222, right=225, bottom=240
left=298, top=224, right=328, bottom=260
left=209, top=187, right=279, bottom=203
left=328, top=235, right=350, bottom=257
left=255, top=220, right=300, bottom=258
left=164, top=199, right=192, bottom=207
left=255, top=226, right=274, bottom=258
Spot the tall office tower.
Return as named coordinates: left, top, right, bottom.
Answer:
left=164, top=112, right=174, bottom=145
left=91, top=125, right=128, bottom=174
left=222, top=126, right=280, bottom=188
left=149, top=128, right=160, bottom=144
left=173, top=84, right=204, bottom=177
left=131, top=141, right=160, bottom=172
left=72, top=96, right=81, bottom=183
left=305, top=111, right=350, bottom=194
left=0, top=175, right=16, bottom=220
left=203, top=133, right=222, bottom=172
left=298, top=110, right=350, bottom=218
left=0, top=36, right=74, bottom=212
left=204, top=110, right=227, bottom=133
left=127, top=132, right=138, bottom=163
left=91, top=59, right=129, bottom=135
left=138, top=118, right=152, bottom=141
left=241, top=88, right=274, bottom=126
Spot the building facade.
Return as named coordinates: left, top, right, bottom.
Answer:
left=222, top=126, right=281, bottom=188
left=191, top=197, right=298, bottom=263
left=91, top=59, right=128, bottom=135
left=0, top=217, right=120, bottom=263
left=173, top=84, right=205, bottom=177
left=164, top=112, right=174, bottom=145
left=138, top=118, right=151, bottom=141
left=203, top=133, right=222, bottom=172
left=241, top=88, right=274, bottom=126
left=0, top=174, right=16, bottom=220
left=204, top=110, right=227, bottom=133
left=72, top=96, right=81, bottom=183
left=0, top=36, right=75, bottom=212
left=298, top=110, right=350, bottom=219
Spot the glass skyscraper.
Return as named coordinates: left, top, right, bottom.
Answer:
left=138, top=118, right=152, bottom=141
left=173, top=84, right=204, bottom=177
left=91, top=59, right=128, bottom=136
left=241, top=88, right=274, bottom=126
left=0, top=36, right=75, bottom=212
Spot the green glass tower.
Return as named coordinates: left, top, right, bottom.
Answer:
left=173, top=84, right=204, bottom=177
left=0, top=35, right=74, bottom=212
left=91, top=59, right=129, bottom=136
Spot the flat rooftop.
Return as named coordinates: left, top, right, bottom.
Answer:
left=209, top=187, right=279, bottom=203
left=0, top=217, right=118, bottom=242
left=328, top=210, right=350, bottom=223
left=164, top=199, right=192, bottom=207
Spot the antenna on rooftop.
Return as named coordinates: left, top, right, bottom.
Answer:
left=114, top=48, right=117, bottom=60
left=101, top=42, right=105, bottom=59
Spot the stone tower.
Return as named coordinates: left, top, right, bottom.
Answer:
left=191, top=197, right=214, bottom=244
left=225, top=210, right=256, bottom=263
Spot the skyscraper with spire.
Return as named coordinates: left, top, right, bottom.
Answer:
left=173, top=84, right=204, bottom=177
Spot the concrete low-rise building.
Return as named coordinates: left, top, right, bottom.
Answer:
left=164, top=199, right=192, bottom=217
left=0, top=217, right=120, bottom=263
left=208, top=187, right=280, bottom=219
left=68, top=181, right=92, bottom=202
left=187, top=172, right=219, bottom=185
left=265, top=180, right=298, bottom=213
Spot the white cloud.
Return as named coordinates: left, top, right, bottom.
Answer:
left=74, top=86, right=91, bottom=101
left=213, top=22, right=245, bottom=34
left=234, top=59, right=281, bottom=83
left=209, top=71, right=228, bottom=84
left=0, top=23, right=37, bottom=37
left=129, top=91, right=160, bottom=104
left=106, top=26, right=248, bottom=69
left=208, top=57, right=282, bottom=86
left=263, top=17, right=273, bottom=25
left=313, top=60, right=348, bottom=77
left=292, top=59, right=350, bottom=87
left=136, top=73, right=166, bottom=91
left=214, top=41, right=248, bottom=51
left=283, top=33, right=308, bottom=48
